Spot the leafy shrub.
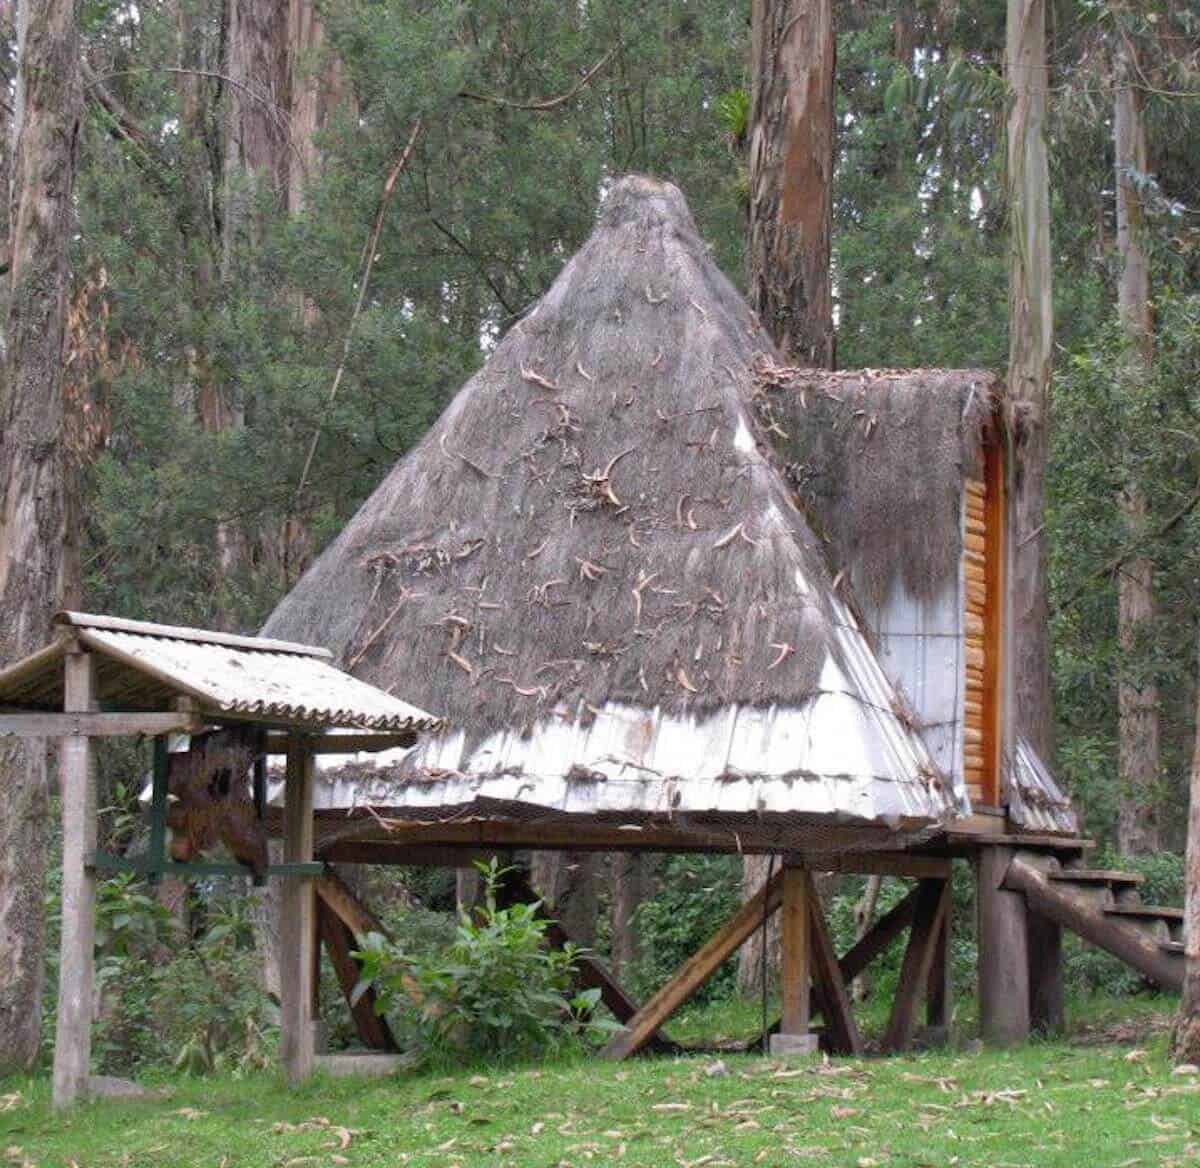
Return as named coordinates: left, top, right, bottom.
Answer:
left=355, top=861, right=614, bottom=1061
left=628, top=855, right=743, bottom=1004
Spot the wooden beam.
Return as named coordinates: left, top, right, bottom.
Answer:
left=838, top=886, right=919, bottom=984
left=265, top=731, right=418, bottom=755
left=926, top=896, right=953, bottom=1033
left=1004, top=853, right=1180, bottom=992
left=603, top=866, right=785, bottom=1060
left=317, top=900, right=397, bottom=1051
left=804, top=872, right=863, bottom=1055
left=1027, top=909, right=1063, bottom=1035
left=52, top=651, right=98, bottom=1109
left=0, top=710, right=201, bottom=738
left=882, top=879, right=950, bottom=1052
left=773, top=868, right=813, bottom=1054
left=977, top=847, right=1031, bottom=1045
left=280, top=737, right=316, bottom=1083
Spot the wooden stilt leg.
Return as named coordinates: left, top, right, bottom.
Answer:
left=771, top=867, right=817, bottom=1056
left=280, top=736, right=316, bottom=1083
left=977, top=847, right=1030, bottom=1046
left=52, top=651, right=97, bottom=1109
left=603, top=866, right=785, bottom=1060
left=926, top=892, right=953, bottom=1038
left=883, top=878, right=950, bottom=1052
left=1027, top=910, right=1063, bottom=1036
left=805, top=872, right=863, bottom=1055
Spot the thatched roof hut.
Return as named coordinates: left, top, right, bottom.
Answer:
left=263, top=176, right=959, bottom=856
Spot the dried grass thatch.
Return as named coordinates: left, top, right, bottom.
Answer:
left=263, top=176, right=951, bottom=828
left=752, top=364, right=1001, bottom=608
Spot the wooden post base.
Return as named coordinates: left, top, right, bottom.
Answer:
left=769, top=1032, right=819, bottom=1057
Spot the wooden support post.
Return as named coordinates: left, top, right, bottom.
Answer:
left=52, top=651, right=97, bottom=1109
left=804, top=871, right=863, bottom=1056
left=977, top=847, right=1030, bottom=1045
left=883, top=879, right=950, bottom=1052
left=279, top=736, right=316, bottom=1083
left=926, top=892, right=953, bottom=1036
left=772, top=867, right=817, bottom=1057
left=1027, top=910, right=1063, bottom=1036
left=603, top=866, right=785, bottom=1060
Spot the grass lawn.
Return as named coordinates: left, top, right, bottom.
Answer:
left=3, top=997, right=1196, bottom=1168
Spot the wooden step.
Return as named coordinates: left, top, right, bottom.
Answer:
left=1106, top=904, right=1183, bottom=923
left=1051, top=869, right=1143, bottom=887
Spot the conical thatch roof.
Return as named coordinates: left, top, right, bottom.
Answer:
left=263, top=176, right=958, bottom=843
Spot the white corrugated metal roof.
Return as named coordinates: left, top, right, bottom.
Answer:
left=271, top=597, right=957, bottom=829
left=0, top=612, right=443, bottom=734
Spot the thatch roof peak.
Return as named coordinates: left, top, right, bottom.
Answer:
left=263, top=175, right=956, bottom=833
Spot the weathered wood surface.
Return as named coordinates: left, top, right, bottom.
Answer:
left=778, top=868, right=810, bottom=1038
left=51, top=653, right=97, bottom=1108
left=317, top=900, right=396, bottom=1051
left=1004, top=854, right=1181, bottom=992
left=805, top=872, right=863, bottom=1055
left=1027, top=909, right=1063, bottom=1035
left=0, top=711, right=200, bottom=737
left=978, top=847, right=1031, bottom=1045
left=280, top=739, right=316, bottom=1082
left=926, top=901, right=953, bottom=1032
left=603, top=866, right=785, bottom=1060
left=883, top=879, right=950, bottom=1051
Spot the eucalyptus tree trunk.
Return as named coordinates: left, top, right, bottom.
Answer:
left=1175, top=644, right=1200, bottom=1063
left=1113, top=41, right=1160, bottom=856
left=746, top=0, right=834, bottom=366
left=0, top=0, right=81, bottom=1074
left=1005, top=0, right=1055, bottom=767
left=741, top=0, right=835, bottom=996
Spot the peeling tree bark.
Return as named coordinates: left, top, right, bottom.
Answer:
left=1114, top=40, right=1160, bottom=856
left=1005, top=0, right=1055, bottom=768
left=0, top=0, right=81, bottom=1075
left=746, top=0, right=834, bottom=366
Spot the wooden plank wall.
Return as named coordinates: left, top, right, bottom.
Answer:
left=962, top=440, right=1005, bottom=807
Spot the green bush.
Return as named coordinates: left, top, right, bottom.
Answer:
left=354, top=861, right=614, bottom=1062
left=628, top=855, right=743, bottom=1004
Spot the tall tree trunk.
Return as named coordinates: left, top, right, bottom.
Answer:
left=1174, top=636, right=1200, bottom=1063
left=746, top=0, right=834, bottom=366
left=0, top=0, right=81, bottom=1074
left=1005, top=0, right=1055, bottom=767
left=611, top=853, right=656, bottom=978
left=741, top=0, right=835, bottom=995
left=531, top=852, right=597, bottom=947
left=1113, top=40, right=1160, bottom=856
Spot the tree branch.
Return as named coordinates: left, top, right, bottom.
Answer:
left=1053, top=482, right=1200, bottom=615
left=291, top=118, right=425, bottom=515
left=458, top=48, right=616, bottom=112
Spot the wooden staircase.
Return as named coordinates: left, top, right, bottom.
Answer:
left=1003, top=852, right=1185, bottom=991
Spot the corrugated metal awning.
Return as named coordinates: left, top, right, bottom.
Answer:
left=0, top=612, right=443, bottom=734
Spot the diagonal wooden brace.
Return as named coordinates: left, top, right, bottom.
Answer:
left=603, top=866, right=786, bottom=1060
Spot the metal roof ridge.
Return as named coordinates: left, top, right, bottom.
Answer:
left=55, top=611, right=332, bottom=659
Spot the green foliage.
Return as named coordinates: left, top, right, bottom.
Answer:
left=627, top=856, right=742, bottom=1005
left=354, top=861, right=615, bottom=1062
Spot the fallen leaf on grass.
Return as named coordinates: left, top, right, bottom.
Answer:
left=1124, top=1049, right=1147, bottom=1064
left=830, top=1105, right=859, bottom=1119
left=1172, top=1064, right=1199, bottom=1076
left=173, top=1107, right=207, bottom=1120
left=651, top=1103, right=691, bottom=1113
left=0, top=1096, right=22, bottom=1114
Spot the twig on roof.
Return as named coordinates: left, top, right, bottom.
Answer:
left=521, top=365, right=559, bottom=391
